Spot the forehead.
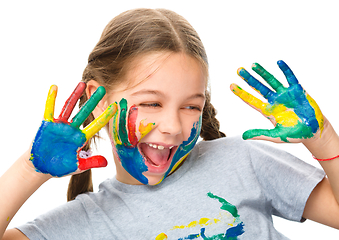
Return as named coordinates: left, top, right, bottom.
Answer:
left=116, top=52, right=207, bottom=93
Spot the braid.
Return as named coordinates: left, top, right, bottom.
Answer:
left=200, top=91, right=226, bottom=140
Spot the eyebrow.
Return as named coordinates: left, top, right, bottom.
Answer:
left=131, top=89, right=205, bottom=101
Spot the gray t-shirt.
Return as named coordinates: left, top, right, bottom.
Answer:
left=18, top=136, right=325, bottom=239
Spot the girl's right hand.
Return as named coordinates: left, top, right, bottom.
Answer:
left=29, top=82, right=117, bottom=177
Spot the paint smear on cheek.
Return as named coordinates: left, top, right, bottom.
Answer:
left=110, top=99, right=153, bottom=185
left=115, top=144, right=149, bottom=184
left=162, top=116, right=202, bottom=181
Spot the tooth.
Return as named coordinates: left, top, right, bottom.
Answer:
left=169, top=146, right=174, bottom=149
left=152, top=144, right=157, bottom=149
left=148, top=143, right=153, bottom=147
left=158, top=145, right=165, bottom=150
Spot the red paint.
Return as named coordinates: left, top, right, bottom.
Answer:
left=128, top=105, right=138, bottom=146
left=58, top=82, right=86, bottom=122
left=78, top=155, right=107, bottom=170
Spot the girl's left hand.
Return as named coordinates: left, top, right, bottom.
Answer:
left=230, top=60, right=324, bottom=143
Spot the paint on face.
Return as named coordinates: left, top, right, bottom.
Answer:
left=30, top=83, right=115, bottom=177
left=111, top=98, right=201, bottom=185
left=155, top=192, right=245, bottom=239
left=232, top=60, right=324, bottom=142
left=163, top=117, right=201, bottom=179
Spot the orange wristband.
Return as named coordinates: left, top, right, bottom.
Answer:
left=313, top=154, right=339, bottom=161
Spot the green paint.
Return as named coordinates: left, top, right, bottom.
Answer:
left=118, top=98, right=132, bottom=147
left=243, top=121, right=314, bottom=142
left=71, top=86, right=106, bottom=128
left=207, top=192, right=239, bottom=218
left=252, top=63, right=283, bottom=92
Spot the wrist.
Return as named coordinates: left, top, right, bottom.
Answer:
left=19, top=148, right=52, bottom=184
left=303, top=119, right=339, bottom=160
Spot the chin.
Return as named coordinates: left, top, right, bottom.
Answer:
left=144, top=175, right=166, bottom=185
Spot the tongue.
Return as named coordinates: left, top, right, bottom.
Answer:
left=140, top=143, right=170, bottom=166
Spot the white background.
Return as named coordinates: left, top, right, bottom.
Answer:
left=1, top=0, right=339, bottom=238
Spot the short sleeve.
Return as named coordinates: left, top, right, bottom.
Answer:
left=17, top=199, right=92, bottom=240
left=246, top=140, right=325, bottom=222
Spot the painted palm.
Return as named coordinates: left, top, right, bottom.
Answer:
left=231, top=60, right=324, bottom=143
left=30, top=82, right=116, bottom=177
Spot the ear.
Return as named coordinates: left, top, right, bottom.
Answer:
left=86, top=80, right=108, bottom=118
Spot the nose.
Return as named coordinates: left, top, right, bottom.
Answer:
left=158, top=110, right=182, bottom=136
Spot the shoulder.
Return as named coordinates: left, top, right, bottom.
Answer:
left=195, top=135, right=272, bottom=157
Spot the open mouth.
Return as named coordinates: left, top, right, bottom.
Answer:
left=139, top=143, right=177, bottom=172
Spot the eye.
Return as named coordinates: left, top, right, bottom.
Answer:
left=184, top=105, right=202, bottom=112
left=139, top=103, right=161, bottom=108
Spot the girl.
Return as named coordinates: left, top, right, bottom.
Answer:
left=1, top=8, right=339, bottom=239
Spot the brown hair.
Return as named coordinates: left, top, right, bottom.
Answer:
left=67, top=8, right=225, bottom=201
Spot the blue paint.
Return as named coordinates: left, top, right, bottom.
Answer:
left=225, top=223, right=245, bottom=239
left=115, top=144, right=149, bottom=185
left=238, top=68, right=274, bottom=99
left=113, top=106, right=201, bottom=185
left=30, top=120, right=86, bottom=177
left=270, top=84, right=319, bottom=134
left=277, top=60, right=299, bottom=85
left=164, top=116, right=202, bottom=179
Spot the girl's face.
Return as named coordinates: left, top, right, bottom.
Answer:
left=105, top=52, right=206, bottom=185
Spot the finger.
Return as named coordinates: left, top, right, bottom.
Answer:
left=277, top=60, right=299, bottom=85
left=243, top=128, right=289, bottom=142
left=44, top=85, right=58, bottom=121
left=127, top=105, right=139, bottom=146
left=251, top=63, right=284, bottom=92
left=118, top=98, right=132, bottom=147
left=82, top=102, right=118, bottom=140
left=237, top=67, right=274, bottom=99
left=70, top=86, right=106, bottom=128
left=230, top=83, right=268, bottom=114
left=58, top=82, right=86, bottom=122
left=78, top=155, right=108, bottom=171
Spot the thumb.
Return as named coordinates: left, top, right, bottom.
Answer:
left=243, top=128, right=288, bottom=143
left=78, top=155, right=108, bottom=171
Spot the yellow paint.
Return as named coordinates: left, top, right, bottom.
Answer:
left=199, top=218, right=210, bottom=225
left=188, top=221, right=198, bottom=228
left=264, top=104, right=299, bottom=127
left=7, top=217, right=10, bottom=221
left=154, top=176, right=165, bottom=185
left=169, top=154, right=189, bottom=174
left=231, top=83, right=268, bottom=112
left=112, top=106, right=122, bottom=145
left=231, top=83, right=299, bottom=128
left=172, top=225, right=185, bottom=230
left=171, top=216, right=222, bottom=231
left=306, top=94, right=324, bottom=134
left=155, top=233, right=168, bottom=240
left=83, top=103, right=117, bottom=140
left=214, top=218, right=221, bottom=224
left=139, top=120, right=155, bottom=140
left=44, top=85, right=58, bottom=122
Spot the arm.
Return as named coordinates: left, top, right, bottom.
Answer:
left=303, top=119, right=339, bottom=228
left=0, top=149, right=49, bottom=239
left=230, top=60, right=339, bottom=228
left=0, top=82, right=116, bottom=239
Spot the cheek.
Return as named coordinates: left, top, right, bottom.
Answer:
left=182, top=115, right=202, bottom=140
left=107, top=110, right=155, bottom=145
